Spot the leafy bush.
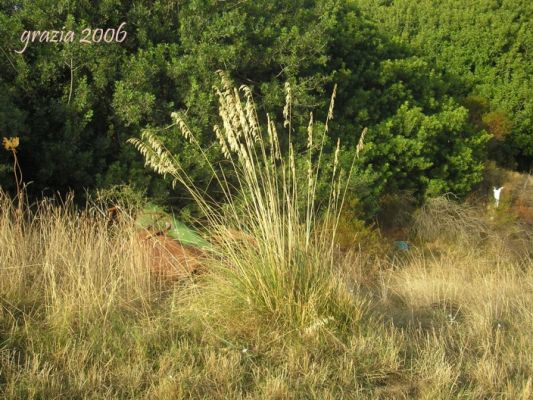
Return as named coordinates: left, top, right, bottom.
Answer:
left=356, top=0, right=533, bottom=171
left=1, top=0, right=490, bottom=216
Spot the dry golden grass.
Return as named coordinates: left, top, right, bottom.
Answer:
left=0, top=190, right=532, bottom=398
left=2, top=74, right=532, bottom=398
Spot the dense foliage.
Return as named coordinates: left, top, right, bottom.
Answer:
left=356, top=0, right=532, bottom=171
left=3, top=0, right=524, bottom=216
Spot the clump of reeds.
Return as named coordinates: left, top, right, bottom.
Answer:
left=129, top=71, right=367, bottom=333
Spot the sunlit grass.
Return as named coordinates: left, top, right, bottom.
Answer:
left=1, top=73, right=532, bottom=398
left=1, top=190, right=532, bottom=398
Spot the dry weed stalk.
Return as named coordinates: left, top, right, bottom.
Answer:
left=2, top=136, right=24, bottom=218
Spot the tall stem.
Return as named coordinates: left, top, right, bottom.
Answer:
left=11, top=149, right=23, bottom=217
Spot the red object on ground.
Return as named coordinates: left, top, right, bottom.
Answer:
left=137, top=230, right=206, bottom=279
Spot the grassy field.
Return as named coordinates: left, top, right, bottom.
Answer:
left=2, top=77, right=532, bottom=399
left=1, top=189, right=532, bottom=399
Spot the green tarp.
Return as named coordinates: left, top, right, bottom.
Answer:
left=135, top=205, right=213, bottom=250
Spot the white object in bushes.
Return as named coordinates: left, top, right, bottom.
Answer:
left=493, top=186, right=504, bottom=208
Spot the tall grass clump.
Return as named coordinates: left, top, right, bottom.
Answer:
left=0, top=191, right=154, bottom=334
left=129, top=72, right=367, bottom=336
left=0, top=191, right=178, bottom=398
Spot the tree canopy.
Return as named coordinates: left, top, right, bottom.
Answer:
left=356, top=0, right=532, bottom=171
left=1, top=0, right=513, bottom=217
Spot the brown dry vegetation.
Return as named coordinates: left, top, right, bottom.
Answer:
left=1, top=190, right=532, bottom=399
left=2, top=76, right=532, bottom=398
